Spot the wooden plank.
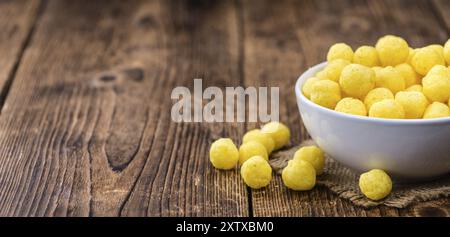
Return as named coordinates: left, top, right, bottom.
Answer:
left=244, top=0, right=449, bottom=217
left=0, top=0, right=248, bottom=217
left=0, top=0, right=41, bottom=104
left=431, top=0, right=450, bottom=32
left=120, top=0, right=248, bottom=217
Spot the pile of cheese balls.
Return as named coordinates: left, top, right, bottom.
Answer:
left=209, top=122, right=392, bottom=201
left=303, top=35, right=450, bottom=119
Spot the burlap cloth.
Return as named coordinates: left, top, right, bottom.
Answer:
left=270, top=139, right=450, bottom=208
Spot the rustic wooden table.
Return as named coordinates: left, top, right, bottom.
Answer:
left=0, top=0, right=449, bottom=217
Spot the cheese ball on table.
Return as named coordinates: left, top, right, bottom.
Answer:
left=364, top=88, right=395, bottom=110
left=339, top=64, right=376, bottom=99
left=375, top=35, right=409, bottom=66
left=282, top=160, right=316, bottom=191
left=243, top=129, right=275, bottom=154
left=302, top=77, right=320, bottom=99
left=395, top=91, right=429, bottom=119
left=334, top=98, right=367, bottom=116
left=423, top=102, right=450, bottom=119
left=422, top=74, right=450, bottom=103
left=426, top=65, right=450, bottom=78
left=310, top=80, right=342, bottom=109
left=369, top=99, right=405, bottom=119
left=444, top=39, right=450, bottom=65
left=239, top=141, right=268, bottom=165
left=395, top=63, right=421, bottom=88
left=406, top=84, right=423, bottom=92
left=240, top=156, right=272, bottom=189
left=374, top=66, right=406, bottom=94
left=359, top=169, right=392, bottom=201
left=209, top=138, right=239, bottom=170
left=327, top=43, right=354, bottom=62
left=411, top=47, right=445, bottom=76
left=407, top=47, right=416, bottom=64
left=427, top=44, right=445, bottom=59
left=353, top=46, right=380, bottom=67
left=372, top=66, right=382, bottom=73
left=261, top=121, right=291, bottom=150
left=293, top=146, right=325, bottom=175
left=316, top=59, right=351, bottom=82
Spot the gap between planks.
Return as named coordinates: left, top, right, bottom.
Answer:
left=0, top=0, right=45, bottom=111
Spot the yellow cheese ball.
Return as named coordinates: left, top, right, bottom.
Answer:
left=302, top=77, right=320, bottom=99
left=444, top=39, right=450, bottom=65
left=353, top=46, right=380, bottom=67
left=310, top=80, right=342, bottom=109
left=374, top=66, right=406, bottom=94
left=315, top=70, right=326, bottom=80
left=339, top=64, right=376, bottom=99
left=240, top=156, right=272, bottom=189
left=422, top=74, right=450, bottom=103
left=364, top=88, right=395, bottom=110
left=282, top=160, right=316, bottom=191
left=316, top=59, right=351, bottom=82
left=315, top=68, right=328, bottom=81
left=426, top=65, right=450, bottom=78
left=407, top=47, right=416, bottom=64
left=411, top=47, right=445, bottom=76
left=372, top=66, right=382, bottom=73
left=369, top=99, right=405, bottom=119
left=406, top=84, right=423, bottom=92
left=395, top=63, right=421, bottom=88
left=375, top=35, right=409, bottom=66
left=427, top=44, right=445, bottom=59
left=395, top=91, right=429, bottom=119
left=359, top=169, right=392, bottom=201
left=327, top=43, right=354, bottom=62
left=243, top=129, right=275, bottom=154
left=293, top=146, right=325, bottom=175
left=209, top=138, right=239, bottom=170
left=423, top=102, right=450, bottom=119
left=261, top=121, right=291, bottom=150
left=335, top=97, right=367, bottom=116
left=239, top=141, right=268, bottom=165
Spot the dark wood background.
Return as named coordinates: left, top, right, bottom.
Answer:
left=0, top=0, right=449, bottom=217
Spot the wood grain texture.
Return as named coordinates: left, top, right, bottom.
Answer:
left=0, top=0, right=41, bottom=104
left=0, top=0, right=248, bottom=217
left=244, top=0, right=449, bottom=217
left=432, top=0, right=450, bottom=34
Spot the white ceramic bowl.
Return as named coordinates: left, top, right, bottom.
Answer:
left=295, top=62, right=450, bottom=181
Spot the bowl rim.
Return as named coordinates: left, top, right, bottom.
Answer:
left=295, top=62, right=450, bottom=125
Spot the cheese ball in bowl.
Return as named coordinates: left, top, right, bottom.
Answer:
left=296, top=62, right=450, bottom=180
left=375, top=35, right=409, bottom=66
left=339, top=64, right=376, bottom=99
